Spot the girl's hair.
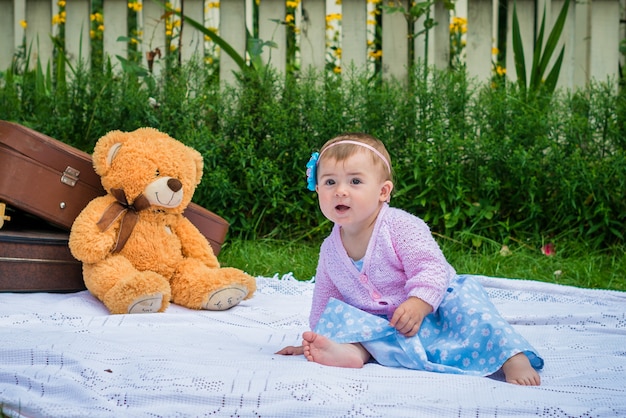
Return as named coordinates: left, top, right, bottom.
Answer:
left=318, top=133, right=394, bottom=183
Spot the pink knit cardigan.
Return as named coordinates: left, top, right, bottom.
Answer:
left=309, top=203, right=456, bottom=329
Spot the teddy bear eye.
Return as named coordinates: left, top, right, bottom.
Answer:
left=155, top=169, right=160, bottom=177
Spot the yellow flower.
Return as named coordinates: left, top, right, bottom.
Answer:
left=496, top=65, right=506, bottom=76
left=286, top=1, right=298, bottom=9
left=207, top=2, right=219, bottom=9
left=325, top=13, right=341, bottom=22
left=20, top=20, right=27, bottom=29
left=90, top=29, right=95, bottom=39
left=333, top=66, right=341, bottom=74
left=334, top=48, right=342, bottom=58
left=369, top=50, right=382, bottom=59
left=98, top=24, right=104, bottom=32
left=285, top=14, right=294, bottom=23
left=492, top=47, right=499, bottom=55
left=52, top=14, right=62, bottom=25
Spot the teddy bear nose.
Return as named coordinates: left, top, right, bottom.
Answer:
left=167, top=178, right=183, bottom=192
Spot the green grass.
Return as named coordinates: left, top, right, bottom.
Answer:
left=219, top=238, right=626, bottom=292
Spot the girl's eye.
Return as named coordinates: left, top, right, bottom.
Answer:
left=324, top=179, right=335, bottom=186
left=351, top=178, right=362, bottom=185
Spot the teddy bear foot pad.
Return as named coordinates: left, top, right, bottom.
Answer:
left=202, top=286, right=248, bottom=311
left=128, top=293, right=164, bottom=314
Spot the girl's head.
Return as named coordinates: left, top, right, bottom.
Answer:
left=311, top=133, right=394, bottom=188
left=306, top=133, right=394, bottom=228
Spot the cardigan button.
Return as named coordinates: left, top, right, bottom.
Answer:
left=359, top=274, right=368, bottom=283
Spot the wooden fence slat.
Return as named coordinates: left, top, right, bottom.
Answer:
left=382, top=5, right=408, bottom=80
left=179, top=0, right=205, bottom=63
left=466, top=0, right=493, bottom=82
left=0, top=0, right=15, bottom=70
left=25, top=0, right=54, bottom=69
left=590, top=0, right=620, bottom=83
left=431, top=0, right=450, bottom=69
left=103, top=0, right=129, bottom=64
left=505, top=0, right=535, bottom=86
left=259, top=0, right=286, bottom=74
left=299, top=0, right=326, bottom=73
left=342, top=0, right=367, bottom=72
left=572, top=0, right=590, bottom=87
left=219, top=0, right=247, bottom=86
left=65, top=0, right=91, bottom=65
left=142, top=0, right=167, bottom=75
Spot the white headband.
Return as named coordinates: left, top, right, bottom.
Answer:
left=319, top=140, right=391, bottom=174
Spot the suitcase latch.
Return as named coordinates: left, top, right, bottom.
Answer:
left=0, top=202, right=11, bottom=229
left=61, top=166, right=80, bottom=187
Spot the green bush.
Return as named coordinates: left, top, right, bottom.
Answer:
left=1, top=59, right=624, bottom=250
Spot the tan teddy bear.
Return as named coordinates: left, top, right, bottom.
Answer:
left=69, top=128, right=256, bottom=314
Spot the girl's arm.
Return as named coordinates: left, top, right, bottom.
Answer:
left=393, top=212, right=455, bottom=313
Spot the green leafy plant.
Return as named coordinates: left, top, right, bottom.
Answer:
left=511, top=0, right=570, bottom=98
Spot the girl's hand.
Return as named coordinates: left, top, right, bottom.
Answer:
left=389, top=297, right=433, bottom=337
left=275, top=345, right=304, bottom=355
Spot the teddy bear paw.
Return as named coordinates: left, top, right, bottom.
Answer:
left=128, top=293, right=164, bottom=314
left=202, top=286, right=248, bottom=311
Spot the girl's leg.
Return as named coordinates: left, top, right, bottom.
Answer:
left=302, top=331, right=371, bottom=368
left=501, top=352, right=541, bottom=386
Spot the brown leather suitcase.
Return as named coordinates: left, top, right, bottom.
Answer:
left=183, top=203, right=229, bottom=255
left=0, top=208, right=85, bottom=292
left=0, top=120, right=104, bottom=230
left=0, top=120, right=229, bottom=255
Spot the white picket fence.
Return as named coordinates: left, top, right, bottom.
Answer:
left=0, top=0, right=623, bottom=89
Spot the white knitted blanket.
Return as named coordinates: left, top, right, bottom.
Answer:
left=0, top=274, right=625, bottom=417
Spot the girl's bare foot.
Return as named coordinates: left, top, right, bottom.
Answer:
left=501, top=353, right=541, bottom=386
left=302, top=331, right=370, bottom=368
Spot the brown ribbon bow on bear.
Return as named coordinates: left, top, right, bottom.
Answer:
left=96, top=188, right=151, bottom=253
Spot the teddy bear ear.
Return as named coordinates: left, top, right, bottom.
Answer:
left=92, top=130, right=127, bottom=177
left=106, top=143, right=123, bottom=167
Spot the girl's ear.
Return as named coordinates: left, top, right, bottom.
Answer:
left=380, top=180, right=394, bottom=203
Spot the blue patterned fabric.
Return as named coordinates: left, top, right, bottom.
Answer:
left=314, top=275, right=544, bottom=376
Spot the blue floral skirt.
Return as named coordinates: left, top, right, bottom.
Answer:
left=314, top=275, right=544, bottom=376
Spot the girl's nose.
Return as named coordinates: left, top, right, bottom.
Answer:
left=335, top=186, right=347, bottom=197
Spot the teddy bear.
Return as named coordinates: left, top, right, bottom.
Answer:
left=69, top=127, right=256, bottom=314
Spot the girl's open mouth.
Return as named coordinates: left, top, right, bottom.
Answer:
left=335, top=204, right=350, bottom=213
